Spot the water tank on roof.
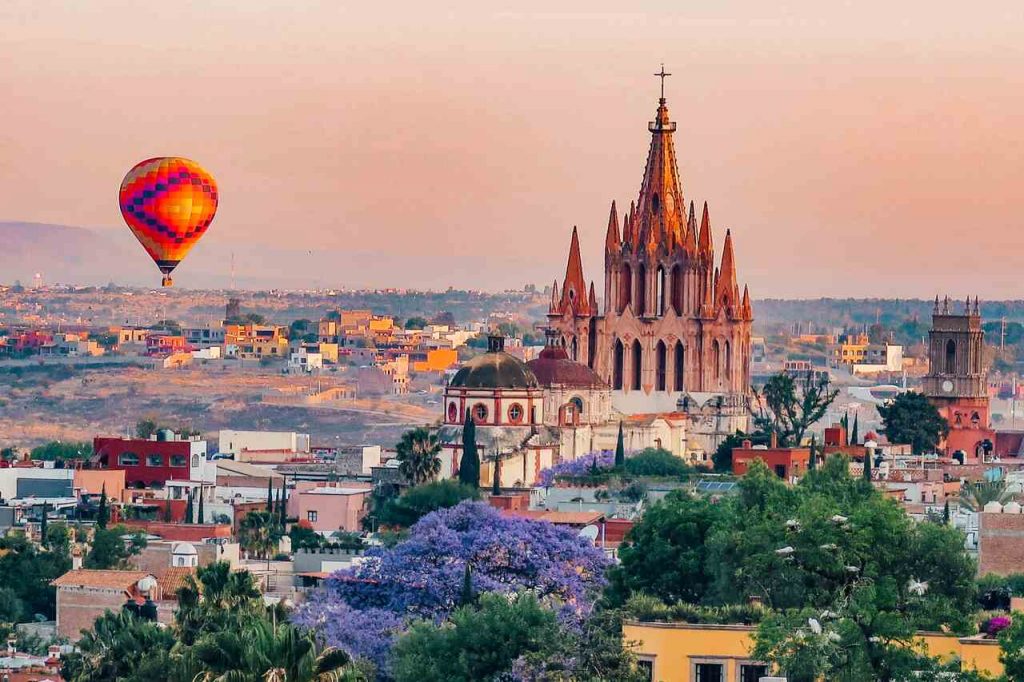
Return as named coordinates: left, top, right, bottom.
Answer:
left=1004, top=501, right=1022, bottom=514
left=983, top=501, right=1004, bottom=513
left=156, top=429, right=175, bottom=442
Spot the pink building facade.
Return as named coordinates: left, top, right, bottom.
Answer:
left=287, top=482, right=371, bottom=533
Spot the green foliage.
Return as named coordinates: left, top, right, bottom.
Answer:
left=290, top=524, right=326, bottom=550
left=30, top=440, right=92, bottom=461
left=96, top=484, right=109, bottom=529
left=0, top=586, right=26, bottom=624
left=960, top=478, right=1013, bottom=512
left=404, top=316, right=428, bottom=330
left=85, top=526, right=147, bottom=570
left=61, top=610, right=177, bottom=682
left=238, top=510, right=283, bottom=559
left=615, top=422, right=625, bottom=468
left=999, top=612, right=1024, bottom=681
left=753, top=372, right=838, bottom=446
left=392, top=592, right=560, bottom=682
left=877, top=391, right=949, bottom=454
left=457, top=412, right=480, bottom=488
left=0, top=532, right=70, bottom=619
left=622, top=593, right=768, bottom=624
left=135, top=418, right=158, bottom=439
left=375, top=480, right=479, bottom=529
left=622, top=448, right=693, bottom=478
left=395, top=427, right=441, bottom=485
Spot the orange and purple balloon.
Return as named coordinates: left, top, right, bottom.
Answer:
left=119, top=157, right=218, bottom=287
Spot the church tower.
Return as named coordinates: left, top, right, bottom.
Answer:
left=922, top=296, right=993, bottom=459
left=548, top=72, right=753, bottom=421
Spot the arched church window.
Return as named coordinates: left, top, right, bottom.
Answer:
left=712, top=340, right=721, bottom=379
left=945, top=339, right=956, bottom=374
left=724, top=340, right=732, bottom=377
left=656, top=266, right=666, bottom=316
left=620, top=266, right=632, bottom=313
left=674, top=342, right=685, bottom=391
left=570, top=337, right=578, bottom=361
left=637, top=264, right=647, bottom=315
left=632, top=339, right=643, bottom=391
left=613, top=340, right=624, bottom=390
left=655, top=341, right=667, bottom=391
left=651, top=193, right=660, bottom=214
left=671, top=264, right=683, bottom=315
left=508, top=403, right=524, bottom=424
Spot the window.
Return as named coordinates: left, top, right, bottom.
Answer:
left=945, top=339, right=956, bottom=374
left=637, top=264, right=647, bottom=315
left=146, top=454, right=162, bottom=467
left=739, top=664, right=768, bottom=682
left=473, top=403, right=488, bottom=423
left=192, top=454, right=200, bottom=467
left=671, top=264, right=683, bottom=314
left=712, top=339, right=721, bottom=379
left=613, top=340, right=624, bottom=390
left=508, top=403, right=524, bottom=424
left=674, top=342, right=685, bottom=391
left=656, top=266, right=665, bottom=316
left=695, top=662, right=723, bottom=682
left=620, top=265, right=632, bottom=312
left=655, top=341, right=667, bottom=391
left=447, top=402, right=458, bottom=423
left=632, top=340, right=642, bottom=391
left=774, top=464, right=787, bottom=479
left=307, top=511, right=318, bottom=522
left=638, top=659, right=654, bottom=682
left=119, top=452, right=139, bottom=466
left=170, top=455, right=187, bottom=467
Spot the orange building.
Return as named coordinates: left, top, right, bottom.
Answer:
left=73, top=469, right=125, bottom=501
left=732, top=434, right=810, bottom=481
left=413, top=348, right=459, bottom=373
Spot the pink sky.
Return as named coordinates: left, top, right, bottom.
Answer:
left=3, top=1, right=1024, bottom=296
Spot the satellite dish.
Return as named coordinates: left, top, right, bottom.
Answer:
left=579, top=524, right=599, bottom=542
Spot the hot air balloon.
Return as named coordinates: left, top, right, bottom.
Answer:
left=119, top=157, right=218, bottom=287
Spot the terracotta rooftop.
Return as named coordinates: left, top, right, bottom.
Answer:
left=156, top=566, right=196, bottom=596
left=52, top=569, right=151, bottom=590
left=506, top=510, right=605, bottom=525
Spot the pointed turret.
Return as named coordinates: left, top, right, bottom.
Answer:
left=741, top=284, right=753, bottom=320
left=549, top=280, right=560, bottom=313
left=626, top=201, right=638, bottom=246
left=698, top=201, right=713, bottom=258
left=554, top=227, right=589, bottom=316
left=632, top=95, right=686, bottom=251
left=716, top=229, right=739, bottom=312
left=683, top=200, right=697, bottom=252
left=588, top=281, right=598, bottom=311
left=605, top=201, right=621, bottom=253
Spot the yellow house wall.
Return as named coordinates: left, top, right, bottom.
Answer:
left=623, top=622, right=1004, bottom=682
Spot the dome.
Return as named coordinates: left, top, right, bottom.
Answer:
left=527, top=345, right=607, bottom=389
left=449, top=336, right=538, bottom=390
left=172, top=542, right=198, bottom=556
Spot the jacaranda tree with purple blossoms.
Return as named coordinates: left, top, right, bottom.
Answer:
left=293, top=501, right=610, bottom=675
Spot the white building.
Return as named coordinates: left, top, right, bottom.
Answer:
left=218, top=430, right=311, bottom=460
left=288, top=348, right=323, bottom=373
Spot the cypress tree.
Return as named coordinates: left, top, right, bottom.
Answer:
left=590, top=454, right=599, bottom=477
left=39, top=503, right=48, bottom=548
left=459, top=410, right=480, bottom=488
left=197, top=491, right=205, bottom=525
left=279, top=482, right=287, bottom=526
left=943, top=499, right=951, bottom=525
left=840, top=413, right=849, bottom=440
left=97, top=484, right=108, bottom=529
left=185, top=491, right=195, bottom=524
left=851, top=413, right=860, bottom=445
left=863, top=451, right=872, bottom=482
left=266, top=478, right=274, bottom=512
left=614, top=422, right=625, bottom=469
left=492, top=457, right=501, bottom=496
left=163, top=498, right=172, bottom=522
left=459, top=564, right=474, bottom=606
left=808, top=434, right=817, bottom=472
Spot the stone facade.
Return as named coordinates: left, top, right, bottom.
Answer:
left=547, top=92, right=752, bottom=453
left=978, top=511, right=1024, bottom=576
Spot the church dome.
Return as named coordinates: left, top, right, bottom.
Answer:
left=449, top=336, right=538, bottom=390
left=527, top=344, right=607, bottom=389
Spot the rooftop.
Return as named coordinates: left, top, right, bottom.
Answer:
left=52, top=569, right=152, bottom=590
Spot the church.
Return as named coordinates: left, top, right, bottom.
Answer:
left=547, top=77, right=753, bottom=451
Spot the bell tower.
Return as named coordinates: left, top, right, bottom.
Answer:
left=922, top=295, right=993, bottom=460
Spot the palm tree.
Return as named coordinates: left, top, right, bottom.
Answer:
left=396, top=427, right=441, bottom=485
left=176, top=561, right=264, bottom=646
left=238, top=510, right=282, bottom=562
left=959, top=478, right=1014, bottom=512
left=188, top=618, right=351, bottom=682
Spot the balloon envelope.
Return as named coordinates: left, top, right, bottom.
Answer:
left=119, top=157, right=218, bottom=283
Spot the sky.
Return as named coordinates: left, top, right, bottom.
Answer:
left=3, top=1, right=1024, bottom=297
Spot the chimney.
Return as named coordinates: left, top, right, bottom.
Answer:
left=72, top=546, right=83, bottom=570
left=741, top=440, right=752, bottom=449
left=770, top=432, right=778, bottom=449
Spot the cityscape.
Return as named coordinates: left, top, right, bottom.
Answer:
left=4, top=2, right=1024, bottom=682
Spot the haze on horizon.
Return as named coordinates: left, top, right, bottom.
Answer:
left=3, top=1, right=1023, bottom=297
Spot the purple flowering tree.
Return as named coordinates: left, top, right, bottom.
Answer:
left=293, top=501, right=610, bottom=675
left=538, top=451, right=616, bottom=486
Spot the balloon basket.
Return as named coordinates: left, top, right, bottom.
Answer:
left=161, top=276, right=173, bottom=287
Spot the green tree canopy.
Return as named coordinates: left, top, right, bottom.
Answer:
left=877, top=391, right=949, bottom=454
left=85, top=526, right=147, bottom=570
left=395, top=427, right=441, bottom=485
left=753, top=372, right=838, bottom=446
left=621, top=448, right=694, bottom=478
left=374, top=480, right=479, bottom=529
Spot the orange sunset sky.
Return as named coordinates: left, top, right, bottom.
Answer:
left=3, top=1, right=1024, bottom=296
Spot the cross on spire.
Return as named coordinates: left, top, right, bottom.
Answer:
left=654, top=63, right=672, bottom=101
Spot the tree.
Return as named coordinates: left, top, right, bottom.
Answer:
left=97, top=484, right=109, bottom=529
left=197, top=492, right=205, bottom=524
left=266, top=478, right=274, bottom=512
left=615, top=422, right=626, bottom=468
left=808, top=434, right=818, bottom=471
left=163, top=498, right=172, bottom=522
left=712, top=431, right=769, bottom=473
left=395, top=427, right=441, bottom=485
left=404, top=317, right=428, bottom=330
left=279, top=482, right=288, bottom=526
left=863, top=448, right=872, bottom=481
left=38, top=503, right=48, bottom=548
left=61, top=610, right=177, bottom=682
left=606, top=491, right=726, bottom=605
left=622, top=448, right=693, bottom=478
left=999, top=615, right=1024, bottom=681
left=85, top=526, right=147, bottom=570
left=238, top=511, right=282, bottom=560
left=877, top=391, right=949, bottom=454
left=851, top=413, right=860, bottom=445
left=135, top=418, right=158, bottom=439
left=290, top=524, right=326, bottom=551
left=492, top=456, right=502, bottom=496
left=392, top=592, right=560, bottom=682
left=459, top=564, right=474, bottom=607
left=0, top=532, right=71, bottom=619
left=185, top=491, right=195, bottom=524
left=0, top=586, right=25, bottom=624
left=457, top=411, right=479, bottom=488
left=943, top=499, right=950, bottom=524
left=753, top=372, right=838, bottom=446
left=374, top=480, right=479, bottom=529
left=30, top=441, right=92, bottom=461
left=960, top=479, right=1014, bottom=512
left=175, top=562, right=263, bottom=646
left=294, top=502, right=609, bottom=672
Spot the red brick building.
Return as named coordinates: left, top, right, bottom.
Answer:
left=732, top=435, right=810, bottom=481
left=978, top=510, right=1024, bottom=575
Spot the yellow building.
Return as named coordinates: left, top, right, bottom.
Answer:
left=622, top=621, right=1003, bottom=682
left=413, top=348, right=459, bottom=373
left=224, top=324, right=290, bottom=359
